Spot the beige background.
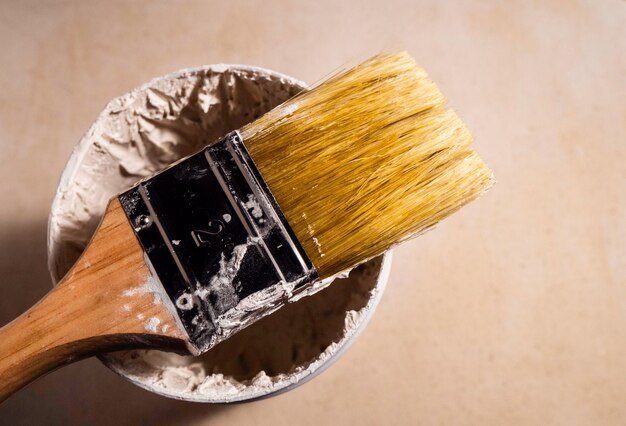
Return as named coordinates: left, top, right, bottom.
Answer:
left=0, top=0, right=625, bottom=424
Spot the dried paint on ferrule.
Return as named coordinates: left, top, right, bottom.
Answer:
left=119, top=131, right=317, bottom=351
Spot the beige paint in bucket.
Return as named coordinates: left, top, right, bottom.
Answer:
left=47, top=65, right=391, bottom=402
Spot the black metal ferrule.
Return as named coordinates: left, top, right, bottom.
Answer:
left=118, top=131, right=317, bottom=350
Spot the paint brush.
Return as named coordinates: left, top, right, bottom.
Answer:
left=0, top=52, right=492, bottom=401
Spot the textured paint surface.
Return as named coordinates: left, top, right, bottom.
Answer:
left=0, top=0, right=625, bottom=424
left=41, top=61, right=389, bottom=401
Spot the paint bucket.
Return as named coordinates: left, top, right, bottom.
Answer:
left=47, top=65, right=391, bottom=402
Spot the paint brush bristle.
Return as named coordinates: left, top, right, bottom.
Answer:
left=242, top=52, right=493, bottom=278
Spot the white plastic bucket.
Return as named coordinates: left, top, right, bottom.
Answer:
left=47, top=64, right=391, bottom=402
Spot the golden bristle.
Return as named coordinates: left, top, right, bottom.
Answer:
left=242, top=52, right=493, bottom=278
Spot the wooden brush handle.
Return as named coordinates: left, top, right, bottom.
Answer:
left=0, top=199, right=189, bottom=402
